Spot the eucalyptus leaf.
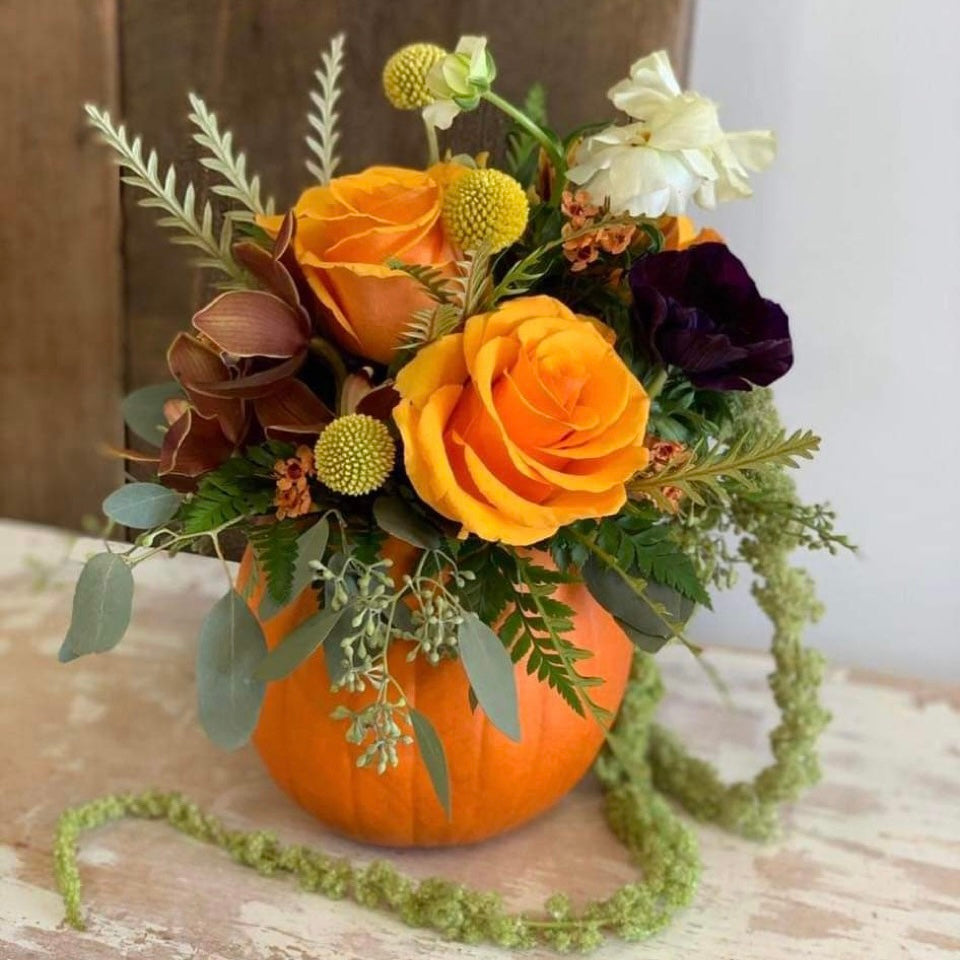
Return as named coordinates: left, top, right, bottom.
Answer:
left=373, top=496, right=443, bottom=550
left=196, top=590, right=267, bottom=749
left=61, top=553, right=134, bottom=658
left=258, top=517, right=329, bottom=620
left=409, top=707, right=451, bottom=819
left=254, top=603, right=344, bottom=681
left=615, top=618, right=670, bottom=654
left=583, top=558, right=695, bottom=644
left=102, top=482, right=181, bottom=529
left=457, top=612, right=521, bottom=742
left=121, top=381, right=183, bottom=446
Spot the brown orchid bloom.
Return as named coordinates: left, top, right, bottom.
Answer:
left=159, top=214, right=334, bottom=482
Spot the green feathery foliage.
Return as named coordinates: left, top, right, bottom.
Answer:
left=449, top=246, right=494, bottom=318
left=386, top=259, right=455, bottom=304
left=187, top=93, right=274, bottom=222
left=399, top=303, right=462, bottom=351
left=305, top=33, right=346, bottom=184
left=246, top=520, right=300, bottom=605
left=84, top=105, right=246, bottom=283
left=631, top=427, right=821, bottom=509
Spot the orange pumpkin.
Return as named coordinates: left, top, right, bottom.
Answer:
left=239, top=542, right=634, bottom=847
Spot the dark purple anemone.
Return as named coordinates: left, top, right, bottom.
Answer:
left=629, top=243, right=793, bottom=391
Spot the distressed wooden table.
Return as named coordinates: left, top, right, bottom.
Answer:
left=1, top=521, right=958, bottom=959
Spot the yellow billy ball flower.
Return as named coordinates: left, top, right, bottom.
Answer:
left=382, top=43, right=447, bottom=110
left=314, top=415, right=396, bottom=496
left=442, top=168, right=529, bottom=253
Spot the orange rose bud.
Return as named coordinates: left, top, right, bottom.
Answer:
left=659, top=215, right=724, bottom=251
left=393, top=295, right=651, bottom=545
left=258, top=165, right=464, bottom=364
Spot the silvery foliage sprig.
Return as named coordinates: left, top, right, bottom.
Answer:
left=305, top=32, right=346, bottom=185
left=310, top=547, right=475, bottom=774
left=187, top=93, right=275, bottom=223
left=84, top=105, right=248, bottom=284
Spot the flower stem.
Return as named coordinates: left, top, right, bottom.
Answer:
left=422, top=115, right=440, bottom=166
left=308, top=336, right=348, bottom=395
left=645, top=365, right=668, bottom=399
left=482, top=90, right=565, bottom=176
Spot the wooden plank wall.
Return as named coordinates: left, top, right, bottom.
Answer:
left=1, top=0, right=693, bottom=529
left=0, top=0, right=124, bottom=529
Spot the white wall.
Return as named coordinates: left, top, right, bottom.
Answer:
left=687, top=0, right=960, bottom=679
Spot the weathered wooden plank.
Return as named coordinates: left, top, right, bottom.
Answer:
left=0, top=1, right=123, bottom=528
left=1, top=521, right=958, bottom=958
left=118, top=0, right=694, bottom=388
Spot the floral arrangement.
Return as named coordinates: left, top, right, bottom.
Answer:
left=57, top=34, right=852, bottom=949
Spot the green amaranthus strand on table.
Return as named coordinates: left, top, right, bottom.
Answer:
left=53, top=467, right=830, bottom=951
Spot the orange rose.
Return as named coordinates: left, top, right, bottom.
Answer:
left=393, top=295, right=650, bottom=545
left=259, top=165, right=462, bottom=364
left=660, top=215, right=724, bottom=250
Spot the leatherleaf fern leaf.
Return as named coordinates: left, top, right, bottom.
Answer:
left=246, top=520, right=299, bottom=605
left=591, top=514, right=711, bottom=608
left=458, top=546, right=608, bottom=722
left=177, top=444, right=292, bottom=535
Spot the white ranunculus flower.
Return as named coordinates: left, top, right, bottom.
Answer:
left=567, top=50, right=775, bottom=217
left=422, top=36, right=496, bottom=131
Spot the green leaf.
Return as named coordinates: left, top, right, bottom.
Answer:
left=583, top=558, right=695, bottom=645
left=254, top=604, right=344, bottom=681
left=615, top=618, right=669, bottom=654
left=196, top=590, right=267, bottom=749
left=457, top=612, right=521, bottom=741
left=102, top=482, right=181, bottom=529
left=258, top=517, right=329, bottom=620
left=631, top=526, right=711, bottom=607
left=409, top=707, right=451, bottom=819
left=322, top=600, right=362, bottom=686
left=121, top=381, right=183, bottom=446
left=246, top=520, right=299, bottom=608
left=60, top=553, right=134, bottom=659
left=373, top=496, right=443, bottom=550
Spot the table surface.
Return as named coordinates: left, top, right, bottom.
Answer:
left=1, top=520, right=958, bottom=960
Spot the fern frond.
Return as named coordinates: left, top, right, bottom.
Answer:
left=246, top=520, right=299, bottom=604
left=448, top=247, right=494, bottom=317
left=187, top=93, right=275, bottom=223
left=85, top=104, right=246, bottom=283
left=399, top=303, right=462, bottom=350
left=305, top=32, right=346, bottom=184
left=631, top=428, right=821, bottom=507
left=386, top=260, right=455, bottom=304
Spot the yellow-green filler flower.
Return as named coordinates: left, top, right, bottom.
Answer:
left=314, top=414, right=396, bottom=496
left=382, top=42, right=447, bottom=110
left=443, top=168, right=529, bottom=252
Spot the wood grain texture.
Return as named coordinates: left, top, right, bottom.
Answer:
left=118, top=0, right=694, bottom=387
left=0, top=0, right=123, bottom=528
left=1, top=521, right=958, bottom=958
